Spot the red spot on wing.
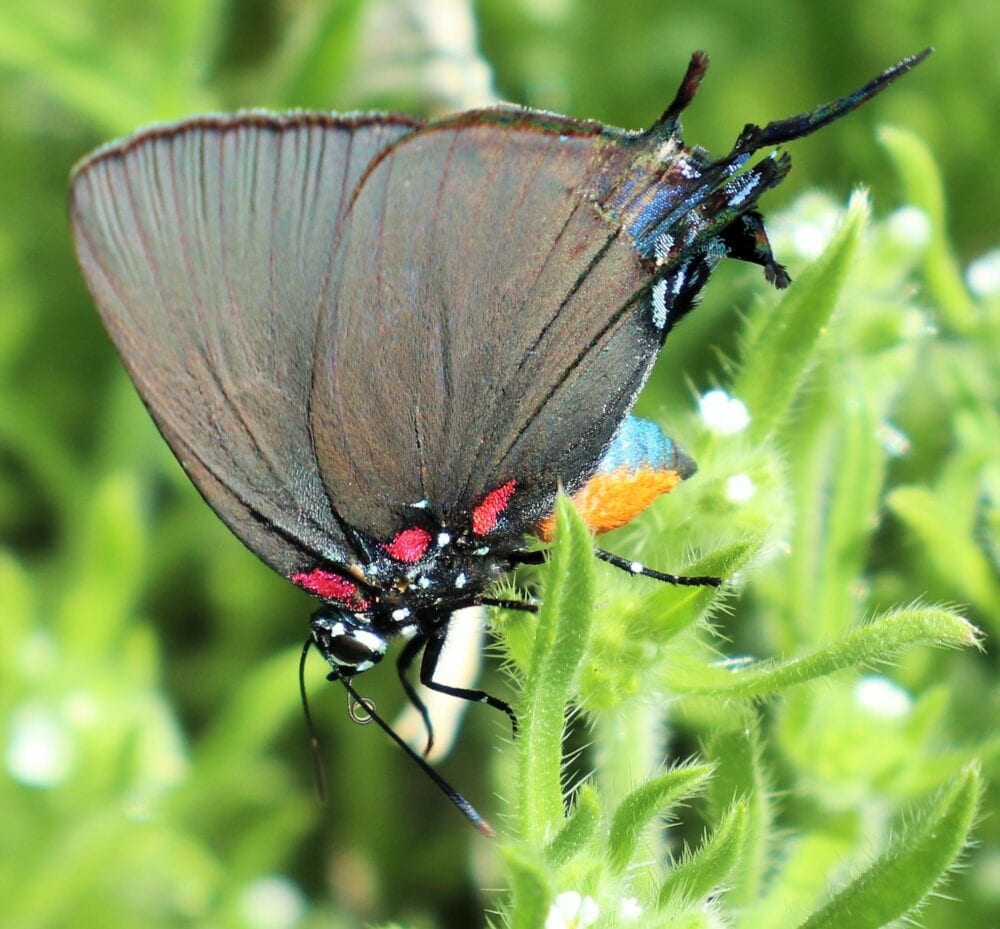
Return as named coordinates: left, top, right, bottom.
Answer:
left=472, top=480, right=517, bottom=536
left=383, top=526, right=432, bottom=563
left=291, top=568, right=371, bottom=610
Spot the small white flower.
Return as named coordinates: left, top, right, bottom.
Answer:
left=966, top=248, right=1000, bottom=298
left=855, top=675, right=912, bottom=720
left=887, top=205, right=931, bottom=249
left=699, top=389, right=750, bottom=435
left=875, top=421, right=911, bottom=458
left=790, top=210, right=840, bottom=259
left=5, top=702, right=75, bottom=788
left=725, top=473, right=756, bottom=503
left=545, top=891, right=600, bottom=929
left=238, top=875, right=306, bottom=929
left=619, top=896, right=643, bottom=920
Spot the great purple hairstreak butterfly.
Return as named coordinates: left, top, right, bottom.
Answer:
left=70, top=50, right=928, bottom=833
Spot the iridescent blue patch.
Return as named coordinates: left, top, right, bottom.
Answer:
left=597, top=415, right=695, bottom=479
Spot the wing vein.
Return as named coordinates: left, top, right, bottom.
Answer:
left=469, top=223, right=622, bottom=490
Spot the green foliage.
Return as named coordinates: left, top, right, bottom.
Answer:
left=1, top=2, right=997, bottom=928
left=796, top=764, right=981, bottom=929
left=734, top=192, right=868, bottom=442
left=607, top=764, right=714, bottom=875
left=657, top=798, right=750, bottom=908
left=516, top=496, right=597, bottom=845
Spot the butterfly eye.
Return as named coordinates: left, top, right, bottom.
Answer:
left=310, top=613, right=387, bottom=674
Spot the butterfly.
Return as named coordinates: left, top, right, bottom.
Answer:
left=70, top=50, right=928, bottom=831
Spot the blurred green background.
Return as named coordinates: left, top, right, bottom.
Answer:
left=1, top=1, right=997, bottom=927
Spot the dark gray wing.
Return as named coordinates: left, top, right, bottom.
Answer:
left=309, top=109, right=667, bottom=542
left=70, top=112, right=420, bottom=575
left=305, top=50, right=929, bottom=544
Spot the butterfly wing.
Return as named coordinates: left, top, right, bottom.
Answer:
left=70, top=113, right=421, bottom=575
left=310, top=109, right=701, bottom=544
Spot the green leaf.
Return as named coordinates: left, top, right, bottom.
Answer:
left=0, top=550, right=34, bottom=664
left=624, top=539, right=757, bottom=647
left=0, top=6, right=148, bottom=131
left=517, top=494, right=596, bottom=843
left=545, top=785, right=602, bottom=866
left=156, top=0, right=226, bottom=101
left=57, top=473, right=148, bottom=660
left=503, top=845, right=552, bottom=929
left=879, top=127, right=975, bottom=332
left=0, top=4, right=220, bottom=133
left=737, top=822, right=860, bottom=929
left=666, top=607, right=981, bottom=698
left=608, top=763, right=715, bottom=874
left=703, top=725, right=769, bottom=905
left=171, top=645, right=308, bottom=812
left=733, top=192, right=868, bottom=442
left=658, top=799, right=750, bottom=908
left=795, top=763, right=981, bottom=929
left=807, top=375, right=886, bottom=641
left=887, top=486, right=1000, bottom=624
left=265, top=0, right=368, bottom=106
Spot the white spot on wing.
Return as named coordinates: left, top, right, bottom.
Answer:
left=705, top=237, right=727, bottom=266
left=654, top=232, right=674, bottom=263
left=672, top=261, right=689, bottom=295
left=675, top=159, right=699, bottom=179
left=723, top=171, right=759, bottom=208
left=651, top=279, right=669, bottom=330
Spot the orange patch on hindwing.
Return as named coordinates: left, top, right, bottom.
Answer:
left=537, top=466, right=683, bottom=540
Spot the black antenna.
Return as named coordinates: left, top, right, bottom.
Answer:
left=335, top=674, right=495, bottom=837
left=299, top=639, right=330, bottom=804
left=300, top=640, right=493, bottom=835
left=733, top=48, right=933, bottom=154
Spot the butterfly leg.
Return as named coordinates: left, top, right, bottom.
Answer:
left=508, top=549, right=546, bottom=566
left=480, top=552, right=544, bottom=612
left=594, top=547, right=721, bottom=587
left=420, top=627, right=519, bottom=739
left=478, top=596, right=538, bottom=613
left=396, top=632, right=435, bottom=756
left=511, top=545, right=719, bottom=586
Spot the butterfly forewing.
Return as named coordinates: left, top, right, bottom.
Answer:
left=70, top=113, right=421, bottom=575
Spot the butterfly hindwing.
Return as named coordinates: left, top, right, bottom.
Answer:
left=310, top=109, right=669, bottom=544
